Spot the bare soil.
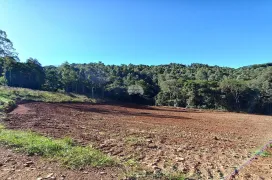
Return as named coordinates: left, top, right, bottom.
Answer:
left=0, top=146, right=120, bottom=180
left=3, top=102, right=272, bottom=179
left=9, top=104, right=33, bottom=115
left=234, top=146, right=272, bottom=180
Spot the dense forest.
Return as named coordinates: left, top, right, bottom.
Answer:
left=1, top=29, right=272, bottom=114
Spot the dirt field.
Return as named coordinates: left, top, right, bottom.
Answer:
left=0, top=146, right=120, bottom=180
left=234, top=146, right=272, bottom=180
left=3, top=102, right=272, bottom=179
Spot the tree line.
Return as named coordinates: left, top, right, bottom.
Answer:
left=1, top=29, right=271, bottom=114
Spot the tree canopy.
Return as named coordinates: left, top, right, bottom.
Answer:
left=0, top=29, right=271, bottom=114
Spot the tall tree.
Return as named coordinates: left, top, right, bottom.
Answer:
left=25, top=58, right=45, bottom=89
left=220, top=79, right=248, bottom=111
left=59, top=62, right=78, bottom=92
left=0, top=30, right=18, bottom=60
left=43, top=66, right=61, bottom=91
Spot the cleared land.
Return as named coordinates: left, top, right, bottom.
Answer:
left=234, top=146, right=272, bottom=180
left=3, top=102, right=272, bottom=179
left=0, top=146, right=120, bottom=180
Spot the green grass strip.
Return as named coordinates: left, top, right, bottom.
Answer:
left=0, top=125, right=115, bottom=169
left=0, top=86, right=96, bottom=112
left=0, top=86, right=95, bottom=103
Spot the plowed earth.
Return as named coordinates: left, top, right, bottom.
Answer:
left=3, top=102, right=272, bottom=179
left=0, top=146, right=120, bottom=180
left=234, top=146, right=272, bottom=180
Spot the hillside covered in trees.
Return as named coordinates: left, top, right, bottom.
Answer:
left=1, top=29, right=272, bottom=114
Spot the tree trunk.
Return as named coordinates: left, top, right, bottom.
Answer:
left=82, top=85, right=85, bottom=94
left=234, top=91, right=240, bottom=111
left=9, top=69, right=12, bottom=86
left=102, top=87, right=104, bottom=98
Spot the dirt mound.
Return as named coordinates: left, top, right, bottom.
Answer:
left=5, top=102, right=272, bottom=179
left=9, top=105, right=34, bottom=115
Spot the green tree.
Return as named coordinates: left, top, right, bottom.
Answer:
left=220, top=79, right=248, bottom=111
left=25, top=58, right=45, bottom=89
left=0, top=30, right=18, bottom=59
left=59, top=62, right=78, bottom=92
left=196, top=69, right=208, bottom=80
left=43, top=66, right=61, bottom=91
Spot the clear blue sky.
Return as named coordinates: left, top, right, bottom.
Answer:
left=1, top=0, right=271, bottom=68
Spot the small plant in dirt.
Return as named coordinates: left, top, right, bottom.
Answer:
left=125, top=158, right=139, bottom=168
left=0, top=125, right=115, bottom=169
left=123, top=166, right=188, bottom=180
left=124, top=170, right=149, bottom=180
left=125, top=135, right=146, bottom=146
left=260, top=151, right=271, bottom=157
left=166, top=174, right=187, bottom=180
left=153, top=171, right=188, bottom=180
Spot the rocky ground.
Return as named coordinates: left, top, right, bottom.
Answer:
left=2, top=102, right=272, bottom=179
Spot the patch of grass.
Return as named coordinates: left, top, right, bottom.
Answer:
left=125, top=135, right=146, bottom=145
left=165, top=173, right=187, bottom=180
left=0, top=125, right=115, bottom=169
left=123, top=165, right=188, bottom=180
left=125, top=158, right=139, bottom=168
left=260, top=151, right=271, bottom=157
left=152, top=171, right=187, bottom=180
left=0, top=86, right=96, bottom=112
left=0, top=95, right=16, bottom=112
left=123, top=170, right=149, bottom=180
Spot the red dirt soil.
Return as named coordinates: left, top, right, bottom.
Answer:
left=9, top=105, right=33, bottom=115
left=4, top=102, right=272, bottom=179
left=0, top=146, right=121, bottom=180
left=234, top=146, right=272, bottom=180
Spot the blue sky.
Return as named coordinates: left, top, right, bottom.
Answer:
left=0, top=0, right=271, bottom=68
